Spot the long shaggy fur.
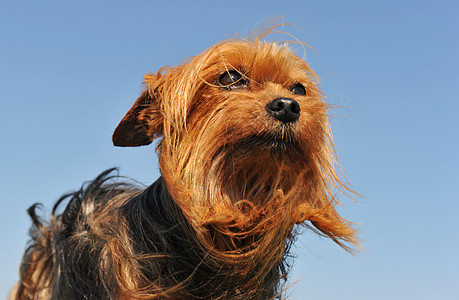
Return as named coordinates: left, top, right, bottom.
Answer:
left=12, top=24, right=357, bottom=299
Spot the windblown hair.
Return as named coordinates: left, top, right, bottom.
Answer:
left=12, top=24, right=357, bottom=299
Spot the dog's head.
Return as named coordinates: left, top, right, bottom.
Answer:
left=113, top=39, right=324, bottom=152
left=113, top=27, right=357, bottom=252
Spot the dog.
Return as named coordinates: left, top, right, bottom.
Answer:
left=12, top=25, right=357, bottom=299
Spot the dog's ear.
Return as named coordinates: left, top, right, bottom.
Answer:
left=112, top=90, right=163, bottom=147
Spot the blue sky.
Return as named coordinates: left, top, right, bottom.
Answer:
left=1, top=0, right=458, bottom=299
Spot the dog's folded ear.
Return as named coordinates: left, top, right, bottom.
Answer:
left=113, top=90, right=163, bottom=147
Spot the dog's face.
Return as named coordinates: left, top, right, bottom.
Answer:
left=188, top=42, right=326, bottom=163
left=113, top=41, right=326, bottom=173
left=113, top=37, right=356, bottom=250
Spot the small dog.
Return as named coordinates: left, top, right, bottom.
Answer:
left=12, top=25, right=357, bottom=299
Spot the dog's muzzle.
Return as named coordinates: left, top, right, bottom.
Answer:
left=266, top=98, right=300, bottom=123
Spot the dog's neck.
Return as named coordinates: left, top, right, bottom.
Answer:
left=121, top=177, right=290, bottom=299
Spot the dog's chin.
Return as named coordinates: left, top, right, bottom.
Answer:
left=253, top=134, right=295, bottom=149
left=234, top=133, right=300, bottom=155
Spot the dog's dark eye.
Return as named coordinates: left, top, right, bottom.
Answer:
left=218, top=70, right=246, bottom=89
left=290, top=83, right=306, bottom=96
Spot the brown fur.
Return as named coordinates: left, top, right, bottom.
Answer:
left=12, top=25, right=357, bottom=299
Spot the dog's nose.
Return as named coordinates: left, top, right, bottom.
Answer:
left=266, top=98, right=300, bottom=123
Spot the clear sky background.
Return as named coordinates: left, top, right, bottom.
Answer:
left=1, top=1, right=458, bottom=299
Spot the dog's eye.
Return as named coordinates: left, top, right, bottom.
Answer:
left=218, top=70, right=246, bottom=89
left=290, top=83, right=306, bottom=96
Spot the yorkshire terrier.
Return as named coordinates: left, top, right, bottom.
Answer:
left=12, top=25, right=357, bottom=299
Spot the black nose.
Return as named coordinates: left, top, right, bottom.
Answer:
left=266, top=98, right=300, bottom=123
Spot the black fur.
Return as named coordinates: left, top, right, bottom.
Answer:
left=20, top=169, right=286, bottom=299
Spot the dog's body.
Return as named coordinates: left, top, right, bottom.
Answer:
left=13, top=26, right=357, bottom=299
